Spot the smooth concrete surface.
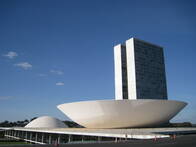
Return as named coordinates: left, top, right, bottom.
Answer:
left=57, top=99, right=187, bottom=128
left=25, top=116, right=67, bottom=128
left=125, top=38, right=137, bottom=100
left=2, top=127, right=196, bottom=139
left=114, top=44, right=124, bottom=100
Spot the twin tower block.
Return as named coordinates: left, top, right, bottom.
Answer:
left=114, top=38, right=168, bottom=100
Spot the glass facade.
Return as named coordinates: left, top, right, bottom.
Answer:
left=134, top=39, right=168, bottom=99
left=121, top=45, right=129, bottom=99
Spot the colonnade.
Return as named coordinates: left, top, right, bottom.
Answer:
left=4, top=129, right=119, bottom=144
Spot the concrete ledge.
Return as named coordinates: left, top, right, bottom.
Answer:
left=2, top=127, right=196, bottom=139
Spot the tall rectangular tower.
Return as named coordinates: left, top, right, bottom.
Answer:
left=114, top=38, right=168, bottom=100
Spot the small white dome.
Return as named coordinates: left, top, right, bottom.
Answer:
left=25, top=116, right=67, bottom=128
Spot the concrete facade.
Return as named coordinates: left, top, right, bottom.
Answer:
left=57, top=99, right=186, bottom=128
left=2, top=127, right=196, bottom=143
left=25, top=116, right=67, bottom=128
left=114, top=38, right=168, bottom=100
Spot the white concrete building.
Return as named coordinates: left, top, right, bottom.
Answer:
left=25, top=116, right=67, bottom=128
left=58, top=99, right=186, bottom=128
left=114, top=38, right=167, bottom=100
left=57, top=37, right=187, bottom=128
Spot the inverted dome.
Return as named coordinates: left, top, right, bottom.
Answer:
left=25, top=116, right=67, bottom=128
left=57, top=99, right=187, bottom=128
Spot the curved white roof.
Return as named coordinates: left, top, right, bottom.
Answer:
left=57, top=99, right=187, bottom=128
left=25, top=116, right=67, bottom=128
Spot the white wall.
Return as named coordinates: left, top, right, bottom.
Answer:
left=114, top=44, right=123, bottom=100
left=126, top=38, right=137, bottom=100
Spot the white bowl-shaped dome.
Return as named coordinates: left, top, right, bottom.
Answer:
left=25, top=116, right=67, bottom=128
left=57, top=99, right=187, bottom=129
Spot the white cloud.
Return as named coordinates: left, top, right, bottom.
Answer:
left=0, top=96, right=12, bottom=100
left=3, top=51, right=18, bottom=59
left=56, top=82, right=64, bottom=86
left=14, top=62, right=32, bottom=70
left=50, top=70, right=64, bottom=75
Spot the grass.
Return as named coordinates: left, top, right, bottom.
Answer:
left=0, top=140, right=29, bottom=145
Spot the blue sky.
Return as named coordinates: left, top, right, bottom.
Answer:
left=0, top=0, right=196, bottom=123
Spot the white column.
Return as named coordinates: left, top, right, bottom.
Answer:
left=49, top=134, right=52, bottom=144
left=98, top=136, right=101, bottom=142
left=114, top=44, right=123, bottom=100
left=68, top=135, right=72, bottom=142
left=126, top=38, right=137, bottom=100
left=57, top=135, right=60, bottom=144
left=35, top=133, right=38, bottom=142
left=82, top=136, right=84, bottom=142
left=42, top=133, right=44, bottom=143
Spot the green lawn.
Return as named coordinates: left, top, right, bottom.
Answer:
left=0, top=141, right=29, bottom=145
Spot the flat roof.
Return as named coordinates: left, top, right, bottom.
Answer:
left=2, top=127, right=196, bottom=139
